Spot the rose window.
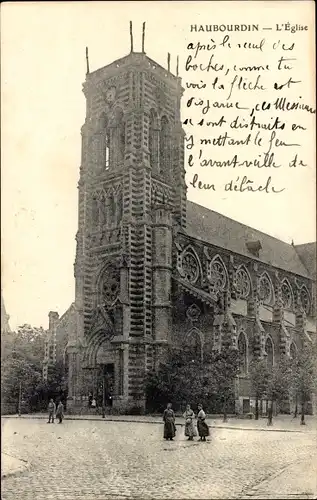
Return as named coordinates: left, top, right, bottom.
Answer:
left=186, top=304, right=201, bottom=322
left=281, top=281, right=293, bottom=310
left=208, top=260, right=226, bottom=293
left=235, top=268, right=250, bottom=299
left=300, top=288, right=310, bottom=314
left=259, top=274, right=272, bottom=304
left=181, top=251, right=199, bottom=284
left=100, top=267, right=119, bottom=305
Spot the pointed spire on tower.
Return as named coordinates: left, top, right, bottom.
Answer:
left=142, top=22, right=146, bottom=53
left=176, top=55, right=179, bottom=76
left=130, top=21, right=134, bottom=52
left=167, top=53, right=171, bottom=72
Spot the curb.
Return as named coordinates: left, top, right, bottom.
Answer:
left=1, top=415, right=310, bottom=433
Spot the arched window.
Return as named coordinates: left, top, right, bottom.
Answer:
left=178, top=248, right=201, bottom=284
left=235, top=266, right=251, bottom=299
left=208, top=256, right=227, bottom=295
left=265, top=337, right=274, bottom=369
left=238, top=332, right=247, bottom=375
left=300, top=287, right=310, bottom=315
left=160, top=116, right=171, bottom=178
left=259, top=273, right=274, bottom=305
left=149, top=109, right=159, bottom=173
left=98, top=264, right=120, bottom=307
left=281, top=279, right=293, bottom=310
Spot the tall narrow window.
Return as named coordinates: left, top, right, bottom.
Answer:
left=160, top=116, right=171, bottom=178
left=265, top=337, right=274, bottom=369
left=238, top=332, right=247, bottom=375
left=112, top=108, right=125, bottom=164
left=105, top=130, right=110, bottom=170
left=108, top=192, right=115, bottom=226
left=116, top=190, right=123, bottom=225
left=119, top=120, right=125, bottom=162
left=92, top=196, right=99, bottom=226
left=149, top=109, right=159, bottom=172
left=98, top=113, right=110, bottom=171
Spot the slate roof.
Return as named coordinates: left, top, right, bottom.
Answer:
left=185, top=200, right=311, bottom=278
left=294, top=243, right=317, bottom=280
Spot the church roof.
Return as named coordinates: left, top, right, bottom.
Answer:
left=186, top=200, right=312, bottom=279
left=294, top=242, right=316, bottom=280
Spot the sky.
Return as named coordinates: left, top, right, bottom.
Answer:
left=1, top=1, right=316, bottom=330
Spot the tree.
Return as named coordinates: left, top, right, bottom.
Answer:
left=1, top=357, right=42, bottom=408
left=145, top=347, right=213, bottom=413
left=249, top=358, right=270, bottom=420
left=266, top=356, right=292, bottom=425
left=211, top=348, right=239, bottom=422
left=145, top=344, right=238, bottom=419
left=1, top=324, right=45, bottom=412
left=292, top=342, right=317, bottom=425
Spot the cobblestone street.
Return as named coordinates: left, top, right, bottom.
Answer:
left=2, top=418, right=316, bottom=500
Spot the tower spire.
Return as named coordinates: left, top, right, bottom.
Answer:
left=142, top=22, right=146, bottom=53
left=130, top=21, right=134, bottom=52
left=167, top=53, right=171, bottom=72
left=176, top=56, right=179, bottom=76
left=85, top=47, right=90, bottom=75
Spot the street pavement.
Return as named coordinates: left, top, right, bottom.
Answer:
left=4, top=412, right=317, bottom=432
left=1, top=417, right=316, bottom=500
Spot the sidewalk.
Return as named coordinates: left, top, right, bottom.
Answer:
left=2, top=413, right=316, bottom=433
left=1, top=452, right=29, bottom=478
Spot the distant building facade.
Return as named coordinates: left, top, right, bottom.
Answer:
left=1, top=292, right=11, bottom=335
left=43, top=304, right=76, bottom=382
left=49, top=47, right=316, bottom=414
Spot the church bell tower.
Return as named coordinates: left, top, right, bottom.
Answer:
left=68, top=23, right=186, bottom=412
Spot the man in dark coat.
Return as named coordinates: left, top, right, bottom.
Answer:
left=56, top=401, right=64, bottom=424
left=47, top=399, right=56, bottom=423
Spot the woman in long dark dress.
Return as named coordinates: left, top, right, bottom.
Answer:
left=183, top=404, right=197, bottom=440
left=163, top=403, right=176, bottom=440
left=197, top=404, right=210, bottom=441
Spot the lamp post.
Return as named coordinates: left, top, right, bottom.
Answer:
left=18, top=381, right=22, bottom=417
left=102, top=372, right=106, bottom=418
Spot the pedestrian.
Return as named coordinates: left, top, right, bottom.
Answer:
left=88, top=393, right=93, bottom=408
left=163, top=403, right=176, bottom=441
left=197, top=404, right=210, bottom=441
left=183, top=404, right=197, bottom=440
left=56, top=401, right=64, bottom=424
left=91, top=398, right=96, bottom=409
left=47, top=398, right=56, bottom=424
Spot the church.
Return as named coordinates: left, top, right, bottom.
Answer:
left=45, top=28, right=316, bottom=414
